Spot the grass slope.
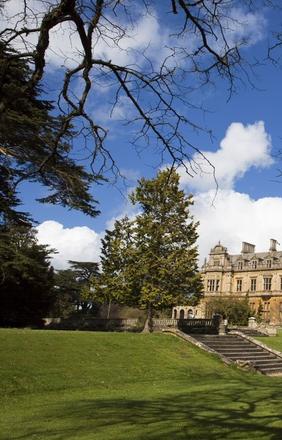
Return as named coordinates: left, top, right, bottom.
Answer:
left=1, top=329, right=282, bottom=440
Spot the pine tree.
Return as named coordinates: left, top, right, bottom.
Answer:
left=0, top=43, right=101, bottom=223
left=90, top=217, right=137, bottom=318
left=0, top=224, right=55, bottom=326
left=130, top=168, right=202, bottom=324
left=93, top=168, right=202, bottom=325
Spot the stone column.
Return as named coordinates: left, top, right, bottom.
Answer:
left=212, top=314, right=225, bottom=335
left=248, top=316, right=257, bottom=329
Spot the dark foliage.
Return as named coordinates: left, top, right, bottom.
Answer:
left=0, top=225, right=55, bottom=326
left=0, top=43, right=101, bottom=223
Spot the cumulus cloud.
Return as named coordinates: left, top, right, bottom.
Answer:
left=36, top=221, right=102, bottom=269
left=179, top=121, right=273, bottom=192
left=0, top=1, right=169, bottom=69
left=192, top=189, right=282, bottom=265
left=215, top=7, right=266, bottom=50
left=1, top=2, right=266, bottom=72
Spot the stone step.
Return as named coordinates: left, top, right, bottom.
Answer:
left=259, top=367, right=282, bottom=374
left=205, top=341, right=257, bottom=345
left=228, top=353, right=276, bottom=360
left=208, top=346, right=267, bottom=351
left=207, top=344, right=263, bottom=348
left=254, top=361, right=282, bottom=367
left=192, top=333, right=282, bottom=375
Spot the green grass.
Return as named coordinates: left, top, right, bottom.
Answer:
left=256, top=331, right=282, bottom=352
left=1, top=329, right=282, bottom=439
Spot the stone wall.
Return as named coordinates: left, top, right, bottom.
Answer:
left=43, top=316, right=221, bottom=333
left=43, top=317, right=142, bottom=331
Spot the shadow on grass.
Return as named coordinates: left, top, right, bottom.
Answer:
left=11, top=377, right=282, bottom=440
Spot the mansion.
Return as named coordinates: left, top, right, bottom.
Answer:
left=172, top=239, right=282, bottom=325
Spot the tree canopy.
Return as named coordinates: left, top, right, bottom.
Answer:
left=205, top=296, right=252, bottom=326
left=0, top=43, right=101, bottom=223
left=54, top=260, right=100, bottom=315
left=92, top=168, right=202, bottom=322
left=1, top=0, right=278, bottom=218
left=0, top=224, right=55, bottom=326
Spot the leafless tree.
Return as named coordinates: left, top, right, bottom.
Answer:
left=0, top=0, right=275, bottom=201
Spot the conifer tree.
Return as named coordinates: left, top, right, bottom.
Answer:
left=0, top=43, right=101, bottom=223
left=0, top=224, right=55, bottom=326
left=91, top=217, right=137, bottom=318
left=92, top=168, right=202, bottom=324
left=130, top=168, right=202, bottom=324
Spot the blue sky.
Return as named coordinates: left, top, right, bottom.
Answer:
left=3, top=1, right=282, bottom=268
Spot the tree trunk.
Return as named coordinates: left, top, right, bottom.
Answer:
left=107, top=299, right=112, bottom=319
left=142, top=303, right=153, bottom=333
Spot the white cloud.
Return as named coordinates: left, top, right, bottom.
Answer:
left=0, top=2, right=169, bottom=69
left=36, top=221, right=102, bottom=269
left=192, top=189, right=282, bottom=265
left=224, top=8, right=266, bottom=48
left=179, top=121, right=273, bottom=192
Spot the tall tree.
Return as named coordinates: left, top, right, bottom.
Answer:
left=69, top=260, right=100, bottom=312
left=92, top=169, right=202, bottom=324
left=89, top=217, right=137, bottom=318
left=0, top=224, right=55, bottom=326
left=52, top=269, right=81, bottom=317
left=53, top=261, right=100, bottom=315
left=0, top=43, right=101, bottom=223
left=130, top=168, right=202, bottom=325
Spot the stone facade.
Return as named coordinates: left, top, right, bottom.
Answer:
left=172, top=304, right=206, bottom=320
left=173, top=239, right=282, bottom=325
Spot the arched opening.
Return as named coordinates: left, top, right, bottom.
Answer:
left=173, top=309, right=177, bottom=319
left=179, top=309, right=185, bottom=319
left=188, top=309, right=194, bottom=319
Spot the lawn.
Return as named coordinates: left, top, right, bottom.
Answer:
left=256, top=331, right=282, bottom=352
left=1, top=329, right=282, bottom=439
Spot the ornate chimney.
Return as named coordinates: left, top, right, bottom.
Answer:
left=269, top=239, right=279, bottom=252
left=241, top=242, right=255, bottom=254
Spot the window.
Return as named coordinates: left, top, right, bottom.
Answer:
left=207, top=279, right=220, bottom=292
left=250, top=278, right=257, bottom=292
left=266, top=259, right=272, bottom=268
left=263, top=277, right=272, bottom=291
left=236, top=279, right=242, bottom=292
left=238, top=261, right=243, bottom=270
left=263, top=301, right=270, bottom=321
left=280, top=277, right=282, bottom=291
left=213, top=259, right=220, bottom=266
left=251, top=260, right=257, bottom=269
left=207, top=279, right=214, bottom=292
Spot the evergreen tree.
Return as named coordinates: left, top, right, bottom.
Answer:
left=89, top=217, right=137, bottom=318
left=92, top=169, right=202, bottom=324
left=52, top=269, right=81, bottom=317
left=0, top=43, right=101, bottom=223
left=69, top=260, right=99, bottom=312
left=130, top=168, right=202, bottom=324
left=0, top=224, right=55, bottom=326
left=53, top=261, right=99, bottom=315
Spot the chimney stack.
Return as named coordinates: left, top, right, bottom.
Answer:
left=269, top=239, right=279, bottom=252
left=241, top=242, right=255, bottom=254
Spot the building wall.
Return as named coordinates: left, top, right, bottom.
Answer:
left=172, top=304, right=206, bottom=320
left=198, top=240, right=282, bottom=325
left=173, top=240, right=282, bottom=324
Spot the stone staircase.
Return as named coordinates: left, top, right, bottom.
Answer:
left=194, top=334, right=282, bottom=375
